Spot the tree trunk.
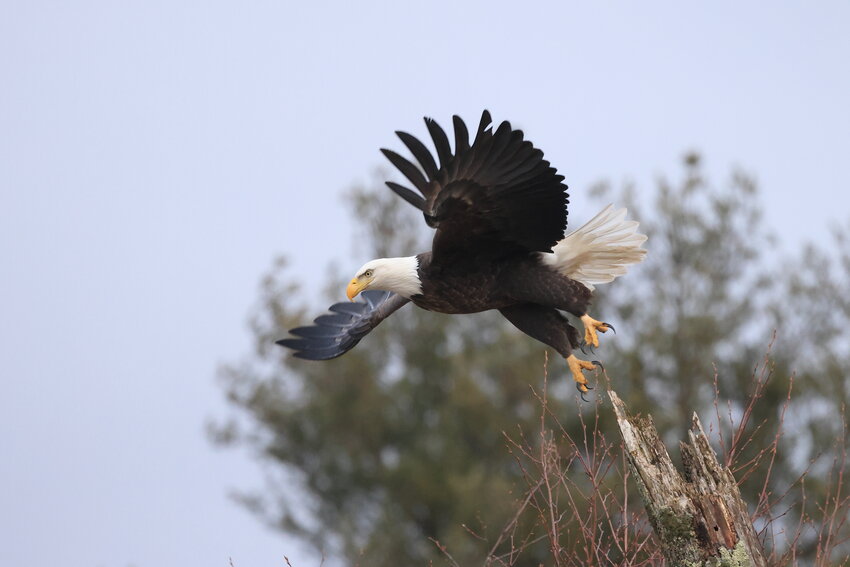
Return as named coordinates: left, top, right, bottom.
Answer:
left=608, top=390, right=767, bottom=567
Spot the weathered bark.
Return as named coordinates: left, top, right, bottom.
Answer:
left=609, top=390, right=767, bottom=567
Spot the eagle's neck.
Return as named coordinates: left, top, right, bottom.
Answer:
left=372, top=256, right=422, bottom=298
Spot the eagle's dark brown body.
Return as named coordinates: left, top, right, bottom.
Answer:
left=413, top=251, right=591, bottom=315
left=413, top=252, right=591, bottom=357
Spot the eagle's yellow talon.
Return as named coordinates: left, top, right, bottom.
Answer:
left=581, top=314, right=612, bottom=348
left=567, top=354, right=599, bottom=401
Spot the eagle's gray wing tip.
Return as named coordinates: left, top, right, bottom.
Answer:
left=276, top=292, right=409, bottom=360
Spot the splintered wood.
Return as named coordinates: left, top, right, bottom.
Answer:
left=609, top=390, right=767, bottom=567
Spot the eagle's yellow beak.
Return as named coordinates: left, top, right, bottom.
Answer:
left=346, top=278, right=365, bottom=301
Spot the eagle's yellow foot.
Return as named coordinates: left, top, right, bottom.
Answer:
left=580, top=314, right=615, bottom=348
left=567, top=354, right=602, bottom=402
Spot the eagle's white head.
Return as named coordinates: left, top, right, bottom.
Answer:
left=346, top=256, right=422, bottom=300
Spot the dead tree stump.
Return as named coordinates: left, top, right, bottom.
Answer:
left=609, top=390, right=767, bottom=567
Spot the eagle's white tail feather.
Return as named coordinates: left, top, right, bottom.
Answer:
left=541, top=204, right=647, bottom=290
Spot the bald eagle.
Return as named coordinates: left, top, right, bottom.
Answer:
left=278, top=111, right=647, bottom=396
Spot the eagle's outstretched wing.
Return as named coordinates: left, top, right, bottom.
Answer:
left=381, top=111, right=569, bottom=261
left=276, top=290, right=410, bottom=360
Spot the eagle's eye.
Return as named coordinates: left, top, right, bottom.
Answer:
left=364, top=269, right=374, bottom=278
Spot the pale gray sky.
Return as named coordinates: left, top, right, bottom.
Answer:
left=1, top=1, right=848, bottom=566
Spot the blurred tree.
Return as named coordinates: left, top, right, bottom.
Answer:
left=591, top=156, right=850, bottom=558
left=213, top=173, right=568, bottom=565
left=212, top=157, right=850, bottom=565
left=589, top=153, right=777, bottom=433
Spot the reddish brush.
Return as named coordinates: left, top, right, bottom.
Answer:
left=432, top=346, right=849, bottom=566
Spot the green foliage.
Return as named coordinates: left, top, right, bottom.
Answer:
left=589, top=154, right=775, bottom=432
left=592, top=156, right=850, bottom=559
left=215, top=174, right=572, bottom=565
left=212, top=159, right=850, bottom=565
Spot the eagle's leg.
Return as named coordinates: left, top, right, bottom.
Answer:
left=499, top=305, right=603, bottom=401
left=567, top=354, right=602, bottom=401
left=580, top=314, right=615, bottom=348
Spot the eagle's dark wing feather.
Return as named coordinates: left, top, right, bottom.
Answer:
left=276, top=290, right=410, bottom=360
left=381, top=111, right=568, bottom=262
left=386, top=181, right=425, bottom=210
